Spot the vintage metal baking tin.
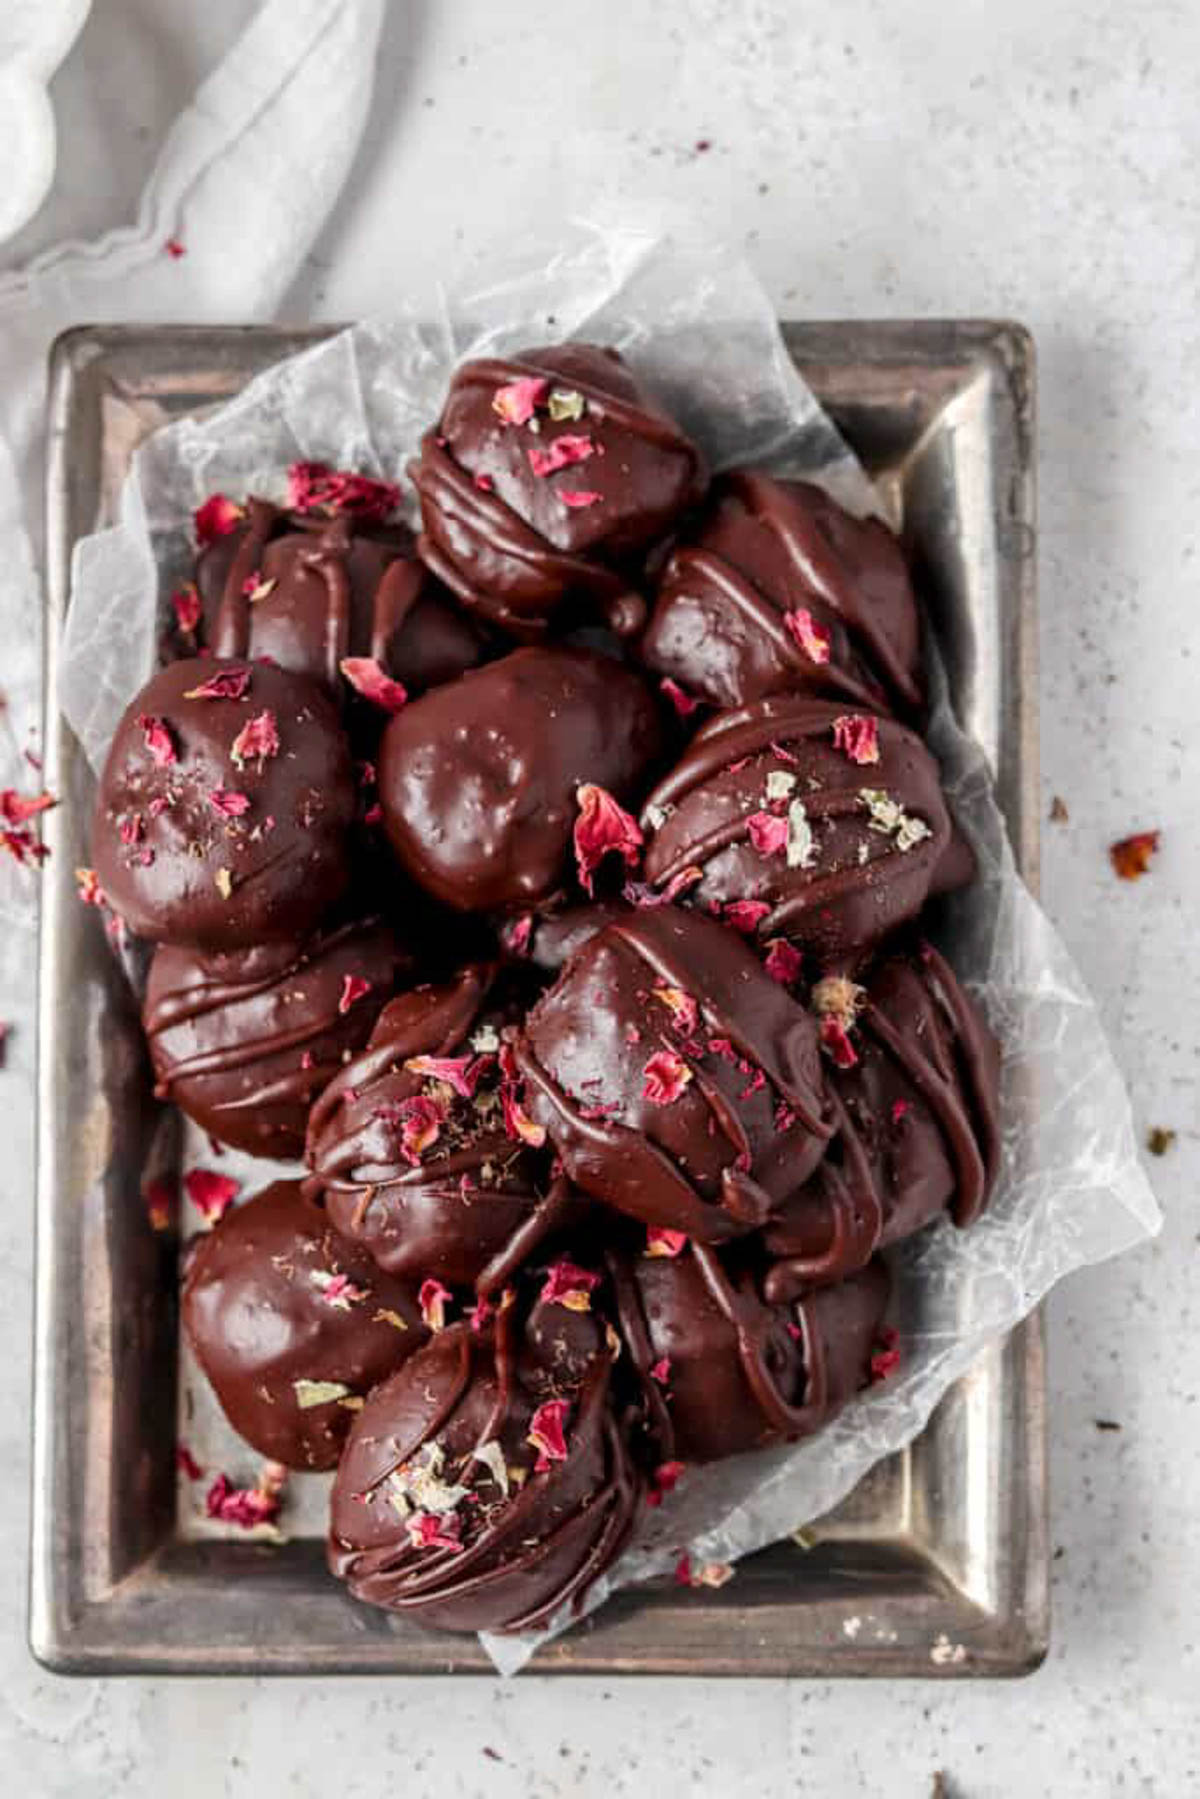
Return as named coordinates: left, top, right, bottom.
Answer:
left=31, top=320, right=1043, bottom=1675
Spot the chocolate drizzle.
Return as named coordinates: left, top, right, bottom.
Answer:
left=641, top=693, right=968, bottom=964
left=516, top=907, right=832, bottom=1243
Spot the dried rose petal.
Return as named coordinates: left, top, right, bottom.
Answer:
left=0, top=788, right=56, bottom=826
left=501, top=1087, right=547, bottom=1148
left=653, top=985, right=700, bottom=1036
left=559, top=488, right=603, bottom=509
left=176, top=1445, right=204, bottom=1480
left=660, top=677, right=700, bottom=718
left=642, top=1049, right=693, bottom=1105
left=392, top=1094, right=445, bottom=1164
left=722, top=898, right=770, bottom=934
left=574, top=783, right=643, bottom=895
left=503, top=913, right=534, bottom=956
left=831, top=714, right=881, bottom=765
left=208, top=788, right=251, bottom=818
left=891, top=1098, right=911, bottom=1125
left=783, top=607, right=832, bottom=665
left=468, top=1294, right=494, bottom=1334
left=286, top=462, right=399, bottom=522
left=184, top=1168, right=240, bottom=1222
left=172, top=584, right=201, bottom=635
left=645, top=1226, right=688, bottom=1259
left=674, top=1553, right=693, bottom=1586
left=338, top=974, right=372, bottom=1015
left=75, top=866, right=106, bottom=906
left=164, top=238, right=186, bottom=259
left=137, top=714, right=177, bottom=767
left=818, top=1015, right=858, bottom=1069
left=746, top=810, right=789, bottom=857
left=404, top=1053, right=488, bottom=1099
left=339, top=657, right=408, bottom=713
left=528, top=433, right=594, bottom=477
left=492, top=376, right=549, bottom=426
left=473, top=472, right=494, bottom=492
left=527, top=1398, right=571, bottom=1466
left=230, top=710, right=280, bottom=770
left=1109, top=830, right=1160, bottom=880
left=194, top=494, right=244, bottom=546
left=406, top=1509, right=463, bottom=1552
left=184, top=666, right=251, bottom=701
left=205, top=1470, right=282, bottom=1530
left=871, top=1326, right=901, bottom=1382
left=647, top=1460, right=685, bottom=1508
left=419, top=1278, right=453, bottom=1332
left=649, top=1357, right=671, bottom=1385
left=763, top=938, right=803, bottom=987
left=540, top=1259, right=600, bottom=1312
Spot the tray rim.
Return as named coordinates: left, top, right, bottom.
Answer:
left=31, top=316, right=1045, bottom=1678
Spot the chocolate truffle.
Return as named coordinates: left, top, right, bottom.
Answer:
left=197, top=498, right=487, bottom=696
left=144, top=918, right=415, bottom=1159
left=328, top=1297, right=640, bottom=1633
left=377, top=646, right=662, bottom=914
left=409, top=343, right=706, bottom=638
left=639, top=472, right=924, bottom=717
left=515, top=907, right=833, bottom=1244
left=517, top=900, right=632, bottom=975
left=640, top=694, right=968, bottom=966
left=306, top=966, right=589, bottom=1292
left=182, top=1180, right=425, bottom=1470
left=93, top=657, right=355, bottom=951
left=762, top=944, right=1001, bottom=1293
left=610, top=1240, right=890, bottom=1463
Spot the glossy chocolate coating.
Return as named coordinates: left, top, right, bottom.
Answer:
left=144, top=918, right=415, bottom=1159
left=515, top=907, right=833, bottom=1243
left=409, top=343, right=706, bottom=638
left=197, top=499, right=488, bottom=695
left=182, top=1180, right=425, bottom=1470
left=328, top=1303, right=640, bottom=1633
left=763, top=944, right=1001, bottom=1293
left=306, top=967, right=589, bottom=1292
left=639, top=472, right=924, bottom=716
left=611, top=1242, right=889, bottom=1463
left=640, top=694, right=968, bottom=966
left=93, top=657, right=355, bottom=951
left=520, top=901, right=632, bottom=975
left=377, top=646, right=663, bottom=914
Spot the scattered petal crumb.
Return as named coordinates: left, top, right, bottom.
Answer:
left=164, top=238, right=186, bottom=259
left=1109, top=829, right=1160, bottom=880
left=1049, top=795, right=1069, bottom=823
left=1146, top=1126, right=1176, bottom=1156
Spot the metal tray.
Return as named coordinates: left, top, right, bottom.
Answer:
left=31, top=320, right=1044, bottom=1676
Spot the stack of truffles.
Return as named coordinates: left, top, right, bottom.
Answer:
left=90, top=344, right=1001, bottom=1638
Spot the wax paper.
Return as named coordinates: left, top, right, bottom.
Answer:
left=59, top=223, right=1161, bottom=1673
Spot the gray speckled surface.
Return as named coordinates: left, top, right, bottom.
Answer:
left=3, top=0, right=1198, bottom=1791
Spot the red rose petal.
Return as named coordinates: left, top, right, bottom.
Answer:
left=286, top=462, right=400, bottom=522
left=491, top=376, right=549, bottom=426
left=540, top=1259, right=600, bottom=1312
left=642, top=1048, right=693, bottom=1105
left=406, top=1509, right=463, bottom=1552
left=184, top=1168, right=241, bottom=1223
left=891, top=1098, right=911, bottom=1125
left=649, top=1357, right=671, bottom=1385
left=763, top=938, right=803, bottom=987
left=419, top=1277, right=453, bottom=1331
left=74, top=866, right=106, bottom=906
left=230, top=710, right=280, bottom=770
left=184, top=666, right=251, bottom=701
left=653, top=985, right=700, bottom=1036
left=528, top=434, right=594, bottom=477
left=722, top=898, right=770, bottom=934
left=783, top=607, right=832, bottom=665
left=1109, top=830, right=1160, bottom=880
left=559, top=488, right=603, bottom=509
left=339, top=657, right=408, bottom=713
left=137, top=714, right=177, bottom=767
left=208, top=788, right=251, bottom=818
left=205, top=1471, right=282, bottom=1530
left=645, top=1226, right=688, bottom=1259
left=404, top=1053, right=488, bottom=1100
left=660, top=677, right=700, bottom=718
left=527, top=1398, right=571, bottom=1464
left=172, top=584, right=202, bottom=635
left=818, top=1015, right=858, bottom=1069
left=871, top=1326, right=901, bottom=1382
left=831, top=714, right=881, bottom=765
left=164, top=238, right=186, bottom=259
left=0, top=788, right=56, bottom=826
left=386, top=1094, right=446, bottom=1165
left=193, top=494, right=244, bottom=546
left=746, top=810, right=789, bottom=857
left=501, top=1086, right=546, bottom=1148
left=573, top=783, right=643, bottom=895
left=503, top=913, right=534, bottom=956
left=647, top=1460, right=685, bottom=1507
left=468, top=1293, right=494, bottom=1334
left=176, top=1444, right=204, bottom=1479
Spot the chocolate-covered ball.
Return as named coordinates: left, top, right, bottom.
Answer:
left=517, top=900, right=632, bottom=976
left=306, top=966, right=589, bottom=1292
left=92, top=657, right=355, bottom=951
left=328, top=1297, right=640, bottom=1633
left=197, top=498, right=487, bottom=696
left=640, top=694, right=969, bottom=966
left=515, top=907, right=833, bottom=1244
left=182, top=1180, right=425, bottom=1470
left=144, top=918, right=415, bottom=1159
left=762, top=943, right=1001, bottom=1293
left=610, top=1240, right=890, bottom=1463
left=409, top=343, right=706, bottom=639
left=638, top=472, right=924, bottom=717
left=377, top=646, right=662, bottom=914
